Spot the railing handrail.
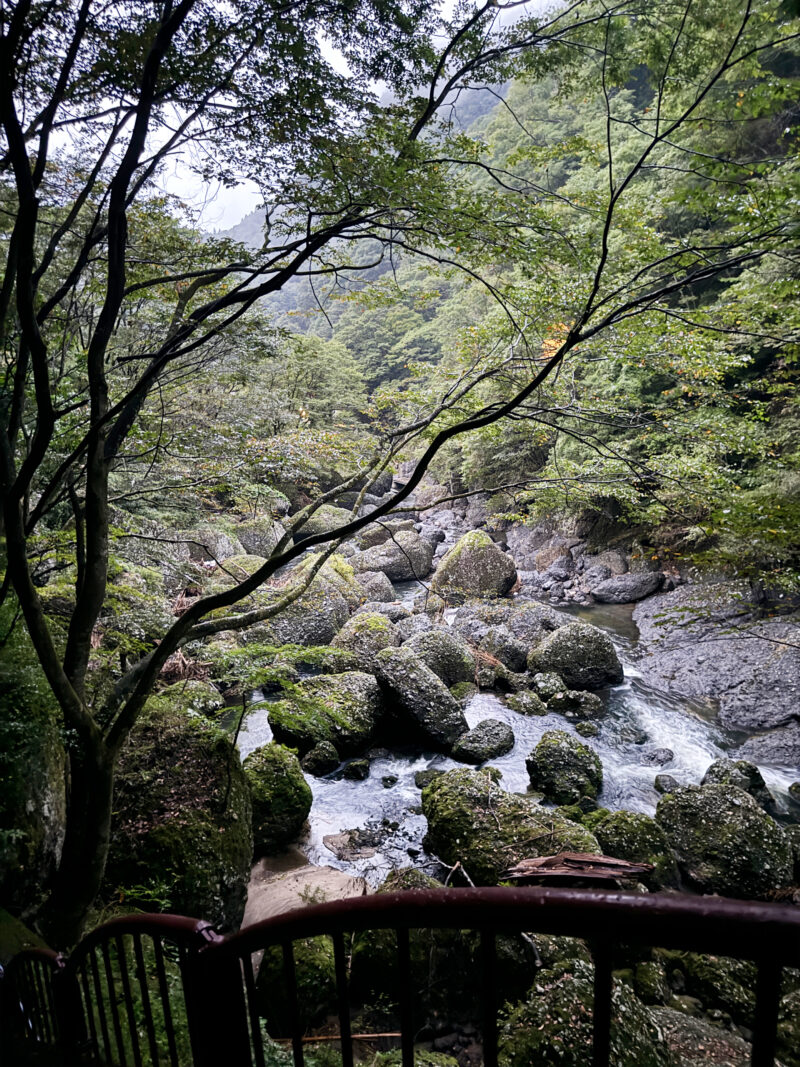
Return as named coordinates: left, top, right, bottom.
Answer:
left=5, top=886, right=800, bottom=1066
left=209, top=886, right=800, bottom=962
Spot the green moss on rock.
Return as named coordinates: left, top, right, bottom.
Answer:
left=656, top=784, right=793, bottom=899
left=243, top=743, right=312, bottom=855
left=431, top=530, right=517, bottom=599
left=422, top=768, right=598, bottom=885
left=593, top=810, right=680, bottom=889
left=498, top=959, right=675, bottom=1066
left=257, top=936, right=336, bottom=1035
left=332, top=611, right=399, bottom=665
left=106, top=704, right=252, bottom=927
left=268, top=671, right=383, bottom=756
left=525, top=730, right=603, bottom=806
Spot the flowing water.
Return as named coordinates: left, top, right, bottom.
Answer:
left=236, top=578, right=798, bottom=883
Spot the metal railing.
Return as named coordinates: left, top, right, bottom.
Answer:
left=4, top=887, right=800, bottom=1066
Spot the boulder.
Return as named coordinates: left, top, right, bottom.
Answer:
left=506, top=691, right=548, bottom=716
left=351, top=529, right=434, bottom=581
left=106, top=705, right=252, bottom=928
left=235, top=516, right=286, bottom=557
left=268, top=672, right=383, bottom=756
left=654, top=774, right=682, bottom=795
left=650, top=1007, right=751, bottom=1067
left=185, top=525, right=244, bottom=562
left=301, top=741, right=340, bottom=777
left=505, top=602, right=565, bottom=647
left=498, top=959, right=674, bottom=1067
left=528, top=621, right=623, bottom=689
left=701, top=758, right=775, bottom=811
left=243, top=743, right=312, bottom=855
left=353, top=569, right=395, bottom=602
left=450, top=600, right=512, bottom=644
left=355, top=600, right=411, bottom=623
left=451, top=720, right=515, bottom=764
left=421, top=768, right=598, bottom=885
left=331, top=611, right=400, bottom=666
left=342, top=759, right=370, bottom=781
left=656, top=784, right=793, bottom=899
left=738, top=723, right=800, bottom=766
left=405, top=628, right=476, bottom=686
left=395, top=612, right=434, bottom=641
left=593, top=811, right=680, bottom=889
left=478, top=626, right=528, bottom=671
left=374, top=646, right=468, bottom=749
left=525, top=730, right=603, bottom=806
left=640, top=747, right=674, bottom=767
left=430, top=530, right=517, bottom=599
left=291, top=504, right=352, bottom=545
left=356, top=519, right=417, bottom=549
left=529, top=671, right=568, bottom=700
left=592, top=572, right=662, bottom=604
left=547, top=690, right=605, bottom=719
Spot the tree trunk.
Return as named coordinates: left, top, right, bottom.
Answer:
left=35, top=736, right=115, bottom=950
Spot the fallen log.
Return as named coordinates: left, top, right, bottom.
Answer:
left=505, top=851, right=654, bottom=886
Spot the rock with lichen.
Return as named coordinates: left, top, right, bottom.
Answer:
left=593, top=810, right=680, bottom=889
left=243, top=743, right=312, bottom=855
left=421, top=768, right=598, bottom=885
left=656, top=784, right=793, bottom=899
left=452, top=719, right=515, bottom=764
left=431, top=531, right=517, bottom=599
left=268, top=672, right=383, bottom=756
left=405, top=627, right=476, bottom=686
left=498, top=959, right=675, bottom=1066
left=375, top=646, right=468, bottom=749
left=525, top=730, right=603, bottom=806
left=528, top=622, right=623, bottom=690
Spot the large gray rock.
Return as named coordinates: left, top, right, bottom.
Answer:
left=526, top=730, right=603, bottom=806
left=591, top=572, right=662, bottom=603
left=528, top=621, right=623, bottom=689
left=351, top=529, right=434, bottom=581
left=268, top=672, right=383, bottom=756
left=738, top=723, right=800, bottom=766
left=478, top=626, right=528, bottom=671
left=405, top=628, right=476, bottom=686
left=356, top=519, right=416, bottom=549
left=353, top=569, right=395, bottom=603
left=593, top=811, right=680, bottom=889
left=633, top=584, right=800, bottom=735
left=422, top=768, right=598, bottom=885
left=656, top=784, right=793, bottom=899
left=431, top=531, right=517, bottom=599
left=451, top=719, right=515, bottom=764
left=374, top=646, right=468, bottom=749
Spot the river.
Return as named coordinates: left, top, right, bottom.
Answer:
left=236, top=579, right=797, bottom=885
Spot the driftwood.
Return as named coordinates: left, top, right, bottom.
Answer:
left=505, top=851, right=654, bottom=886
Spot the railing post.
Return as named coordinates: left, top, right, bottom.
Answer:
left=182, top=943, right=254, bottom=1067
left=52, top=962, right=87, bottom=1063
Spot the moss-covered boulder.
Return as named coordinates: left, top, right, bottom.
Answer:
left=593, top=811, right=680, bottom=889
left=422, top=768, right=598, bottom=885
left=673, top=953, right=757, bottom=1028
left=106, top=705, right=252, bottom=927
left=656, top=784, right=793, bottom=899
left=268, top=672, right=383, bottom=756
left=356, top=519, right=417, bottom=549
left=291, top=504, right=352, bottom=545
left=530, top=672, right=568, bottom=700
left=0, top=604, right=67, bottom=916
left=332, top=611, right=400, bottom=666
left=700, top=758, right=775, bottom=812
left=147, top=678, right=224, bottom=718
left=547, top=689, right=605, bottom=718
left=431, top=531, right=517, bottom=599
left=375, top=646, right=468, bottom=749
left=528, top=622, right=623, bottom=690
left=351, top=529, right=435, bottom=582
left=405, top=628, right=476, bottom=686
left=778, top=989, right=800, bottom=1067
left=526, top=731, right=603, bottom=806
left=243, top=743, right=312, bottom=855
left=452, top=720, right=515, bottom=764
left=498, top=959, right=675, bottom=1067
left=506, top=691, right=547, bottom=716
left=649, top=1007, right=752, bottom=1067
left=301, top=741, right=340, bottom=777
left=294, top=553, right=365, bottom=612
left=235, top=516, right=286, bottom=557
left=478, top=626, right=529, bottom=672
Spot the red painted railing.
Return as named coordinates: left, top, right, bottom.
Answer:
left=3, top=887, right=800, bottom=1066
